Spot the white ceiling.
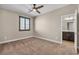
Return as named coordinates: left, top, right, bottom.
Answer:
left=0, top=4, right=68, bottom=17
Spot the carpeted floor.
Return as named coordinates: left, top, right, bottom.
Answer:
left=0, top=37, right=76, bottom=55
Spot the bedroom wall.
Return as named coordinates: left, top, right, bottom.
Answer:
left=0, top=5, right=78, bottom=44
left=77, top=5, right=79, bottom=48
left=34, top=5, right=77, bottom=43
left=0, top=10, right=3, bottom=41
left=0, top=9, right=34, bottom=42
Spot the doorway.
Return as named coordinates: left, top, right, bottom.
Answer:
left=61, top=11, right=77, bottom=53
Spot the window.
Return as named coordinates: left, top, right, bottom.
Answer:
left=19, top=16, right=30, bottom=31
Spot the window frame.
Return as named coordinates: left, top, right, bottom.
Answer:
left=19, top=16, right=30, bottom=31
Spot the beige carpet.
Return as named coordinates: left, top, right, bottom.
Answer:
left=0, top=37, right=76, bottom=55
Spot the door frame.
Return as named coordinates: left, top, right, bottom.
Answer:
left=61, top=10, right=77, bottom=53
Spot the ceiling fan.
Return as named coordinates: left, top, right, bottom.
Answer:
left=28, top=4, right=44, bottom=14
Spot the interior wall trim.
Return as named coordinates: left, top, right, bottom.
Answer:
left=0, top=36, right=33, bottom=44
left=0, top=36, right=62, bottom=44
left=34, top=36, right=62, bottom=44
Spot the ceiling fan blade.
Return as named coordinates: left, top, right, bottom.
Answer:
left=36, top=9, right=40, bottom=14
left=36, top=5, right=44, bottom=9
left=27, top=9, right=33, bottom=13
left=33, top=4, right=36, bottom=8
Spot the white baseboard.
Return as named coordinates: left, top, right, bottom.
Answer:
left=34, top=36, right=62, bottom=44
left=0, top=36, right=62, bottom=44
left=0, top=36, right=33, bottom=44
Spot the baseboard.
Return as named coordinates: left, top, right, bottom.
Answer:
left=0, top=36, right=33, bottom=44
left=0, top=36, right=62, bottom=44
left=34, top=36, right=62, bottom=44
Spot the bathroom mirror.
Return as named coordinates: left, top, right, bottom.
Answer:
left=67, top=22, right=73, bottom=31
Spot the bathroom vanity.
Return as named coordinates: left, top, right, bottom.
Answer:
left=61, top=14, right=75, bottom=42
left=62, top=31, right=74, bottom=41
left=61, top=10, right=77, bottom=53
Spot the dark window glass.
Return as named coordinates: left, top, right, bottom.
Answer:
left=19, top=16, right=30, bottom=31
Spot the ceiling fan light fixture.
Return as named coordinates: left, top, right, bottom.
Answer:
left=28, top=4, right=44, bottom=14
left=33, top=9, right=36, bottom=11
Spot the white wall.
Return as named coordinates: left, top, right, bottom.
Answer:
left=0, top=10, right=2, bottom=41
left=35, top=5, right=77, bottom=43
left=62, top=14, right=75, bottom=32
left=77, top=5, right=79, bottom=47
left=0, top=9, right=34, bottom=42
left=0, top=5, right=78, bottom=44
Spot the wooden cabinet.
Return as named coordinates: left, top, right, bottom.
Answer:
left=62, top=32, right=74, bottom=42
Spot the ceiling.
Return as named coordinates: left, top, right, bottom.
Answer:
left=0, top=4, right=68, bottom=17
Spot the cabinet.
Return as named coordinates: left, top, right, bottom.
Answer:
left=63, top=32, right=74, bottom=42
